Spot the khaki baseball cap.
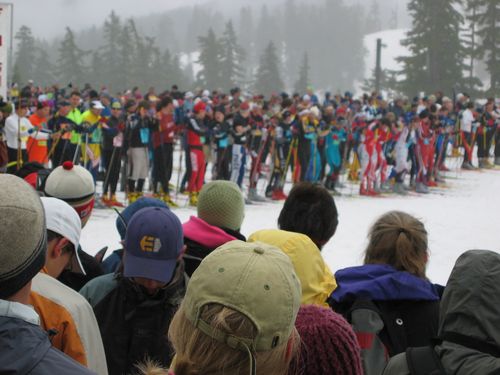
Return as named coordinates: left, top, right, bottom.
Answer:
left=183, top=240, right=301, bottom=372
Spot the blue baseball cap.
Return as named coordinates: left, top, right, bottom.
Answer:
left=116, top=197, right=168, bottom=240
left=124, top=207, right=183, bottom=284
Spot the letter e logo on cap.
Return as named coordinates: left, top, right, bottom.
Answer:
left=140, top=236, right=162, bottom=253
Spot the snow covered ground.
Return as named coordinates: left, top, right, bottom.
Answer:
left=82, top=156, right=500, bottom=286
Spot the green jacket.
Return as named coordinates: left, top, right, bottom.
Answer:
left=383, top=250, right=500, bottom=375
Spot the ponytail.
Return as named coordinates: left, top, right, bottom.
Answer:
left=364, top=211, right=428, bottom=278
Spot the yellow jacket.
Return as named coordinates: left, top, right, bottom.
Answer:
left=29, top=269, right=108, bottom=375
left=249, top=229, right=337, bottom=306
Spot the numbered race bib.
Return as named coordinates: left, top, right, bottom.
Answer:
left=140, top=128, right=150, bottom=145
left=219, top=138, right=229, bottom=148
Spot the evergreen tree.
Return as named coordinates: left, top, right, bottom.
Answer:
left=284, top=0, right=301, bottom=90
left=397, top=0, right=465, bottom=96
left=168, top=52, right=190, bottom=90
left=474, top=0, right=500, bottom=93
left=365, top=0, right=382, bottom=34
left=57, top=27, right=87, bottom=87
left=32, top=47, right=56, bottom=88
left=238, top=6, right=254, bottom=49
left=196, top=28, right=223, bottom=89
left=89, top=51, right=105, bottom=89
left=14, top=25, right=36, bottom=84
left=118, top=19, right=136, bottom=91
left=294, top=52, right=310, bottom=94
left=101, top=11, right=122, bottom=91
left=220, top=21, right=246, bottom=91
left=463, top=0, right=483, bottom=95
left=126, top=19, right=148, bottom=89
left=254, top=41, right=284, bottom=97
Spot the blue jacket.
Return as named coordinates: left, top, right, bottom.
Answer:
left=330, top=264, right=442, bottom=303
left=0, top=299, right=95, bottom=375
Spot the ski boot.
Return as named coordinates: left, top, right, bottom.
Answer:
left=189, top=192, right=198, bottom=207
left=483, top=158, right=494, bottom=169
left=426, top=179, right=438, bottom=188
left=128, top=192, right=138, bottom=204
left=461, top=162, right=474, bottom=170
left=415, top=182, right=429, bottom=194
left=439, top=164, right=450, bottom=172
left=393, top=182, right=407, bottom=195
left=360, top=181, right=370, bottom=196
left=101, top=193, right=112, bottom=207
left=163, top=194, right=178, bottom=208
left=110, top=194, right=124, bottom=208
left=271, top=189, right=287, bottom=201
left=248, top=188, right=266, bottom=202
left=495, top=157, right=500, bottom=166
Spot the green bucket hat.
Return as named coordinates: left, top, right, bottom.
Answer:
left=183, top=240, right=302, bottom=374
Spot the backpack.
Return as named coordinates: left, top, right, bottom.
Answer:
left=332, top=298, right=439, bottom=375
left=333, top=299, right=395, bottom=375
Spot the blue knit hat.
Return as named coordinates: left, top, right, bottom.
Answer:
left=116, top=197, right=168, bottom=240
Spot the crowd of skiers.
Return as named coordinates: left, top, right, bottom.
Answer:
left=1, top=83, right=500, bottom=208
left=1, top=168, right=500, bottom=375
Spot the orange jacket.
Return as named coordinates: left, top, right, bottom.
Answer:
left=29, top=269, right=108, bottom=375
left=27, top=114, right=49, bottom=164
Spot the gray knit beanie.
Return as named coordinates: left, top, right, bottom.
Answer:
left=0, top=174, right=47, bottom=299
left=197, top=181, right=245, bottom=231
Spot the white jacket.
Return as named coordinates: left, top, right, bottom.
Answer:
left=4, top=113, right=48, bottom=149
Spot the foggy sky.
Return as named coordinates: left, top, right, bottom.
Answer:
left=6, top=0, right=410, bottom=41
left=6, top=0, right=205, bottom=39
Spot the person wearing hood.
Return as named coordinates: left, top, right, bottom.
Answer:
left=330, top=211, right=442, bottom=375
left=80, top=206, right=187, bottom=375
left=183, top=180, right=246, bottom=277
left=249, top=228, right=336, bottom=307
left=383, top=249, right=500, bottom=375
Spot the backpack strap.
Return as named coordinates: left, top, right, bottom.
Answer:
left=441, top=332, right=500, bottom=358
left=406, top=346, right=445, bottom=375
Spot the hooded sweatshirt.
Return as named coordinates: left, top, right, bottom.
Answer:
left=249, top=229, right=337, bottom=307
left=384, top=250, right=500, bottom=375
left=183, top=216, right=245, bottom=277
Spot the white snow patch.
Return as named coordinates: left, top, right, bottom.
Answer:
left=179, top=51, right=202, bottom=81
left=82, top=162, right=500, bottom=287
left=354, top=28, right=410, bottom=96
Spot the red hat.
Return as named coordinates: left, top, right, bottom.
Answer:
left=193, top=101, right=207, bottom=113
left=240, top=102, right=250, bottom=111
left=293, top=304, right=363, bottom=375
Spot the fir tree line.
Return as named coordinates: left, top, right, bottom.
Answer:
left=12, top=0, right=369, bottom=94
left=391, top=0, right=500, bottom=97
left=12, top=0, right=500, bottom=97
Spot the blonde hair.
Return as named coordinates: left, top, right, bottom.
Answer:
left=168, top=303, right=300, bottom=375
left=364, top=211, right=428, bottom=278
left=135, top=359, right=169, bottom=375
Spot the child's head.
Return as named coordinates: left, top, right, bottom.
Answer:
left=364, top=211, right=428, bottom=278
left=169, top=241, right=302, bottom=375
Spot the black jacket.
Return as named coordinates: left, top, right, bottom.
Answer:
left=80, top=262, right=187, bottom=375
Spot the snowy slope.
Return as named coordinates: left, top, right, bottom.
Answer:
left=355, top=28, right=410, bottom=95
left=82, top=161, right=500, bottom=286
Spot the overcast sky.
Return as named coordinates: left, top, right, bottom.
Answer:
left=6, top=0, right=409, bottom=40
left=6, top=0, right=205, bottom=39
